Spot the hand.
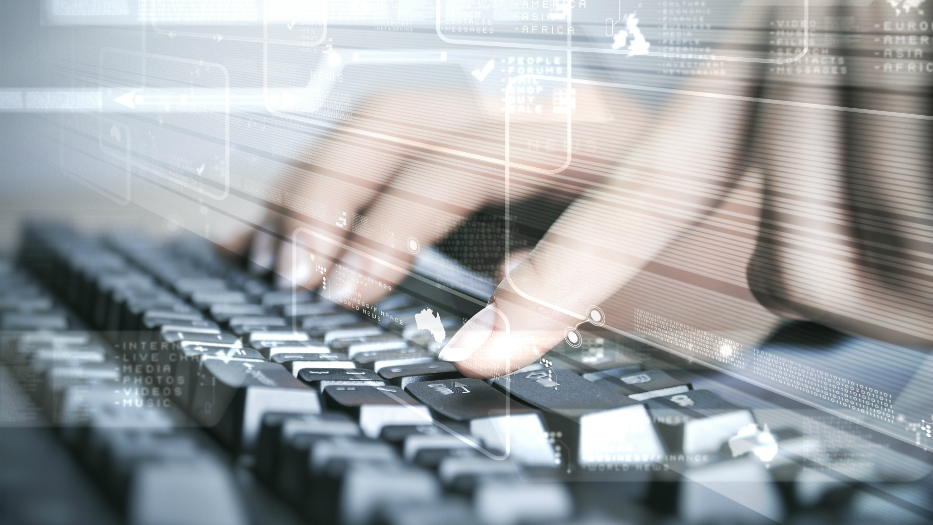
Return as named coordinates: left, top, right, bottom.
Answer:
left=443, top=2, right=933, bottom=378
left=222, top=79, right=650, bottom=310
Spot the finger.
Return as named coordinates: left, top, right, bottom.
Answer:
left=276, top=88, right=487, bottom=293
left=274, top=132, right=406, bottom=290
left=329, top=159, right=500, bottom=306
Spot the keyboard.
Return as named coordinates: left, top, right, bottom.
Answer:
left=2, top=221, right=932, bottom=525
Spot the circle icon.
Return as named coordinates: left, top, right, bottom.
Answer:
left=564, top=328, right=582, bottom=348
left=406, top=236, right=421, bottom=255
left=586, top=305, right=606, bottom=326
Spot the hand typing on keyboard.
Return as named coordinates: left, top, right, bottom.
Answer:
left=222, top=0, right=933, bottom=381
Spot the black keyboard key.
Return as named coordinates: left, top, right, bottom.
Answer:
left=190, top=290, right=249, bottom=309
left=300, top=312, right=361, bottom=331
left=227, top=315, right=286, bottom=329
left=246, top=330, right=311, bottom=346
left=97, top=431, right=202, bottom=500
left=3, top=312, right=69, bottom=330
left=304, top=437, right=400, bottom=521
left=473, top=478, right=574, bottom=525
left=297, top=368, right=384, bottom=391
left=161, top=331, right=240, bottom=346
left=332, top=334, right=407, bottom=356
left=126, top=457, right=248, bottom=525
left=379, top=361, right=462, bottom=388
left=191, top=358, right=321, bottom=452
left=273, top=421, right=366, bottom=504
left=438, top=456, right=522, bottom=493
left=0, top=295, right=53, bottom=312
left=646, top=390, right=756, bottom=460
left=492, top=368, right=666, bottom=467
left=260, top=342, right=332, bottom=360
left=339, top=463, right=441, bottom=525
left=324, top=385, right=433, bottom=437
left=379, top=499, right=477, bottom=525
left=173, top=277, right=228, bottom=298
left=585, top=368, right=691, bottom=400
left=406, top=379, right=555, bottom=467
left=230, top=323, right=294, bottom=338
left=145, top=318, right=219, bottom=334
left=399, top=426, right=481, bottom=467
left=209, top=303, right=267, bottom=323
left=352, top=347, right=434, bottom=371
left=285, top=302, right=342, bottom=318
left=280, top=353, right=355, bottom=376
left=142, top=309, right=204, bottom=324
left=255, top=412, right=359, bottom=483
left=375, top=294, right=416, bottom=312
left=493, top=367, right=636, bottom=418
left=406, top=378, right=534, bottom=421
left=124, top=301, right=195, bottom=331
left=172, top=345, right=264, bottom=408
left=261, top=289, right=314, bottom=308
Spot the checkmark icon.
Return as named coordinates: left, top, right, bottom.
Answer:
left=472, top=59, right=495, bottom=82
left=196, top=164, right=205, bottom=176
left=287, top=20, right=296, bottom=30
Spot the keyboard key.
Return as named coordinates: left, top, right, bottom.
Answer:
left=286, top=302, right=343, bottom=318
left=172, top=345, right=264, bottom=408
left=173, top=277, right=228, bottom=298
left=646, top=390, right=756, bottom=461
left=127, top=457, right=248, bottom=525
left=378, top=499, right=477, bottom=525
left=438, top=456, right=522, bottom=493
left=324, top=325, right=384, bottom=344
left=246, top=330, right=310, bottom=346
left=254, top=412, right=360, bottom=483
left=304, top=437, right=400, bottom=520
left=209, top=303, right=267, bottom=323
left=375, top=293, right=416, bottom=312
left=407, top=379, right=556, bottom=467
left=3, top=312, right=68, bottom=330
left=97, top=431, right=202, bottom=500
left=248, top=339, right=325, bottom=354
left=406, top=378, right=535, bottom=421
left=323, top=385, right=433, bottom=438
left=297, top=368, right=385, bottom=392
left=265, top=345, right=337, bottom=360
left=190, top=290, right=249, bottom=309
left=0, top=295, right=53, bottom=312
left=145, top=318, right=219, bottom=334
left=191, top=358, right=321, bottom=452
left=585, top=368, right=691, bottom=401
left=142, top=309, right=204, bottom=324
left=339, top=463, right=441, bottom=525
left=280, top=353, right=355, bottom=376
left=400, top=426, right=482, bottom=467
left=493, top=368, right=635, bottom=419
left=161, top=331, right=241, bottom=347
left=353, top=347, right=435, bottom=371
left=379, top=361, right=462, bottom=388
left=262, top=289, right=315, bottom=308
left=301, top=312, right=362, bottom=332
left=492, top=368, right=666, bottom=467
left=227, top=316, right=286, bottom=329
left=473, top=478, right=574, bottom=525
left=679, top=458, right=785, bottom=523
left=333, top=334, right=408, bottom=357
